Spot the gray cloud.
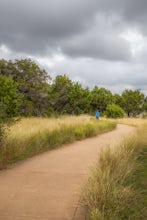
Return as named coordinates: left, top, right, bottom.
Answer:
left=0, top=0, right=131, bottom=59
left=62, top=15, right=131, bottom=61
left=0, top=0, right=147, bottom=55
left=0, top=0, right=147, bottom=94
left=0, top=0, right=98, bottom=55
left=43, top=56, right=147, bottom=94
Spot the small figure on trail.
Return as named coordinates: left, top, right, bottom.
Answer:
left=95, top=110, right=100, bottom=119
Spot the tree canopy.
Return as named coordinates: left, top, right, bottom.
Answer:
left=0, top=58, right=146, bottom=118
left=0, top=59, right=51, bottom=116
left=121, top=89, right=145, bottom=117
left=91, top=87, right=113, bottom=113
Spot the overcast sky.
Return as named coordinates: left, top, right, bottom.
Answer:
left=0, top=0, right=147, bottom=95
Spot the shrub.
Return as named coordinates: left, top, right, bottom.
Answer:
left=105, top=104, right=125, bottom=118
left=0, top=75, right=22, bottom=145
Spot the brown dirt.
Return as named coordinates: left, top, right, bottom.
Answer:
left=0, top=124, right=135, bottom=220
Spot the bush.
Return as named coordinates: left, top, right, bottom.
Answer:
left=105, top=104, right=125, bottom=118
left=0, top=75, right=21, bottom=145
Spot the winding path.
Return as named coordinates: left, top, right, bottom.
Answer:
left=0, top=124, right=135, bottom=220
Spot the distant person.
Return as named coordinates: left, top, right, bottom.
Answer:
left=95, top=110, right=100, bottom=119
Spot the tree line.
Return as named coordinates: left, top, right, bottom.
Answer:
left=0, top=58, right=147, bottom=119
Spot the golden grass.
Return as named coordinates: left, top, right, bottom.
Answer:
left=81, top=136, right=137, bottom=219
left=7, top=115, right=92, bottom=140
left=106, top=117, right=147, bottom=127
left=81, top=121, right=147, bottom=220
left=8, top=117, right=146, bottom=142
left=0, top=115, right=116, bottom=169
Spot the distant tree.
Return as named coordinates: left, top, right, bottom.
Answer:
left=1, top=59, right=146, bottom=118
left=121, top=89, right=145, bottom=117
left=113, top=93, right=124, bottom=108
left=69, top=83, right=91, bottom=115
left=0, top=59, right=51, bottom=116
left=48, top=75, right=92, bottom=115
left=91, top=87, right=113, bottom=113
left=143, top=96, right=147, bottom=112
left=0, top=59, right=13, bottom=77
left=49, top=75, right=73, bottom=114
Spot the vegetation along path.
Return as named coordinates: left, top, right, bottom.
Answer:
left=0, top=124, right=135, bottom=220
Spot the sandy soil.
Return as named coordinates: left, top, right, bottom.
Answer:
left=0, top=124, right=135, bottom=220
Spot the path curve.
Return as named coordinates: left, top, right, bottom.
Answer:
left=0, top=124, right=135, bottom=220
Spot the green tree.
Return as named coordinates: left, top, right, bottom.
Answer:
left=69, top=83, right=91, bottom=115
left=121, top=89, right=145, bottom=117
left=113, top=93, right=124, bottom=108
left=91, top=87, right=113, bottom=113
left=0, top=75, right=21, bottom=144
left=143, top=96, right=147, bottom=112
left=49, top=75, right=73, bottom=114
left=0, top=75, right=21, bottom=119
left=0, top=59, right=51, bottom=116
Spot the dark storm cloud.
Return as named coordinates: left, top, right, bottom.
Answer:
left=62, top=18, right=131, bottom=61
left=0, top=0, right=98, bottom=55
left=0, top=0, right=132, bottom=60
left=1, top=0, right=147, bottom=58
left=124, top=0, right=147, bottom=22
left=98, top=0, right=147, bottom=35
left=0, top=0, right=147, bottom=94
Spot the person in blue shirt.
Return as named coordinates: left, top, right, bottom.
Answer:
left=95, top=110, right=100, bottom=119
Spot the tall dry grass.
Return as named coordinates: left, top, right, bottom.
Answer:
left=81, top=137, right=137, bottom=220
left=0, top=115, right=116, bottom=169
left=7, top=115, right=92, bottom=140
left=81, top=121, right=147, bottom=220
left=108, top=117, right=147, bottom=127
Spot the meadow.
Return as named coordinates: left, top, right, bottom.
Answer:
left=110, top=117, right=147, bottom=127
left=81, top=119, right=147, bottom=220
left=0, top=115, right=116, bottom=169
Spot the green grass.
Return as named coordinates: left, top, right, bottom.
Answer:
left=81, top=124, right=147, bottom=220
left=0, top=117, right=116, bottom=169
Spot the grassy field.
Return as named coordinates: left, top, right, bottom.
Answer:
left=81, top=119, right=147, bottom=220
left=0, top=115, right=116, bottom=169
left=108, top=117, right=147, bottom=127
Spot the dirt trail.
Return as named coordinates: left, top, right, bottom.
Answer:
left=0, top=124, right=135, bottom=220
